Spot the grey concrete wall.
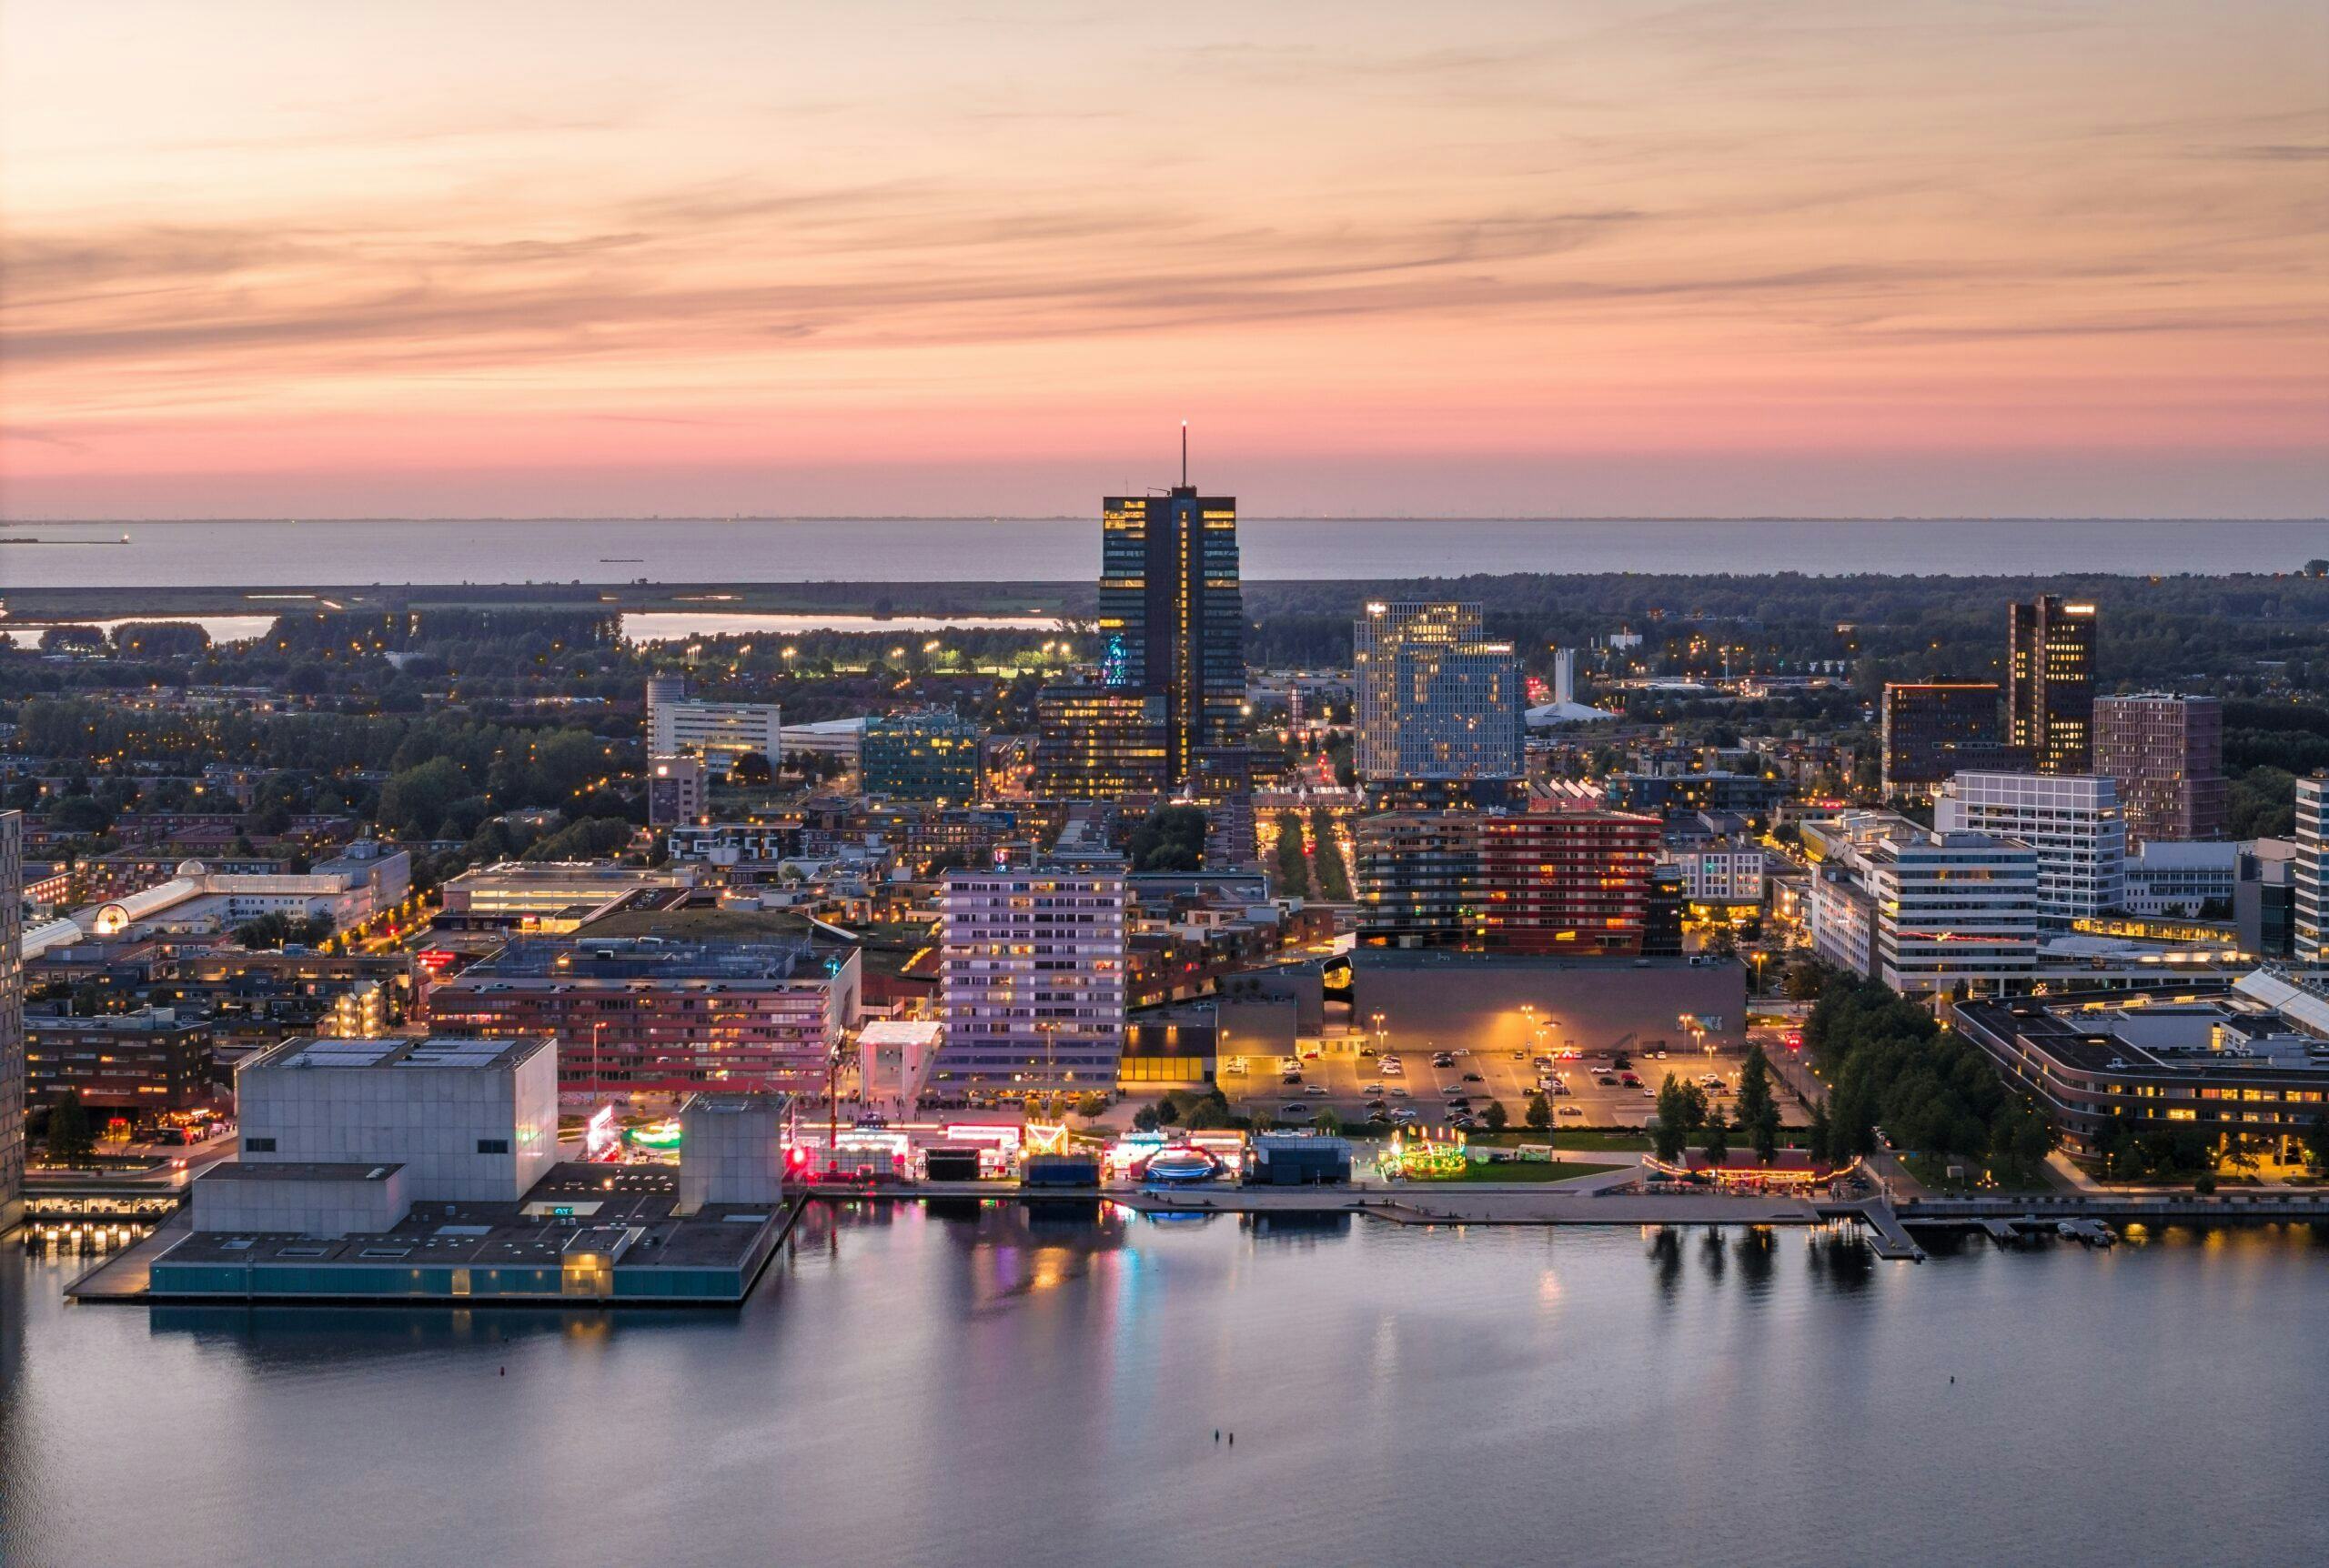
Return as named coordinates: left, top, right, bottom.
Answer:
left=1350, top=956, right=1746, bottom=1056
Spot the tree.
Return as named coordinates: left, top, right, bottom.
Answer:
left=1312, top=1108, right=1343, bottom=1135
left=45, top=1091, right=96, bottom=1164
left=1653, top=1074, right=1704, bottom=1163
left=1481, top=1100, right=1508, bottom=1132
left=1700, top=1108, right=1732, bottom=1166
left=2305, top=1113, right=2329, bottom=1172
left=1524, top=1091, right=1551, bottom=1131
left=1131, top=1104, right=1160, bottom=1132
left=1749, top=1102, right=1781, bottom=1166
left=1076, top=1091, right=1110, bottom=1120
left=1806, top=1100, right=1832, bottom=1164
left=1737, top=1044, right=1774, bottom=1133
left=1153, top=1095, right=1181, bottom=1127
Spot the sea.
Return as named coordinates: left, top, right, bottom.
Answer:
left=3, top=1205, right=2324, bottom=1568
left=3, top=515, right=2324, bottom=588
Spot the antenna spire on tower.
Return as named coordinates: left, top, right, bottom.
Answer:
left=1180, top=419, right=1188, bottom=487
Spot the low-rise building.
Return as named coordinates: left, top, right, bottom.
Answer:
left=421, top=934, right=862, bottom=1101
left=24, top=1007, right=214, bottom=1113
left=1953, top=970, right=2329, bottom=1166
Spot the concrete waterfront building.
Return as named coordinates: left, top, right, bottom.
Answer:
left=2008, top=594, right=2097, bottom=774
left=1, top=811, right=23, bottom=1236
left=647, top=678, right=782, bottom=767
left=936, top=864, right=1126, bottom=1092
left=1094, top=462, right=1245, bottom=789
left=2296, top=776, right=2325, bottom=964
left=675, top=1092, right=790, bottom=1214
left=1870, top=830, right=2040, bottom=995
left=421, top=935, right=862, bottom=1100
left=1935, top=770, right=2125, bottom=925
left=1879, top=682, right=2020, bottom=795
left=234, top=1034, right=560, bottom=1203
left=2093, top=693, right=2227, bottom=846
left=1353, top=602, right=1524, bottom=789
left=647, top=753, right=710, bottom=827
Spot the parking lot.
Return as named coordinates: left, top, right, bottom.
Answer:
left=1216, top=1034, right=1799, bottom=1133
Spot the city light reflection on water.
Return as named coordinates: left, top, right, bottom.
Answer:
left=3, top=1211, right=2324, bottom=1568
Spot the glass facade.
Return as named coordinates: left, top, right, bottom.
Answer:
left=2009, top=595, right=2096, bottom=774
left=1095, top=487, right=1244, bottom=787
left=862, top=710, right=983, bottom=802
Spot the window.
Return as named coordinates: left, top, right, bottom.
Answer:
left=476, top=1138, right=510, bottom=1154
left=244, top=1137, right=277, bottom=1152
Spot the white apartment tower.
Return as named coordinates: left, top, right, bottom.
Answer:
left=936, top=865, right=1128, bottom=1093
left=1934, top=771, right=2125, bottom=925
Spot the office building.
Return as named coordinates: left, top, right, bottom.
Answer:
left=25, top=1008, right=213, bottom=1114
left=647, top=754, right=710, bottom=828
left=1663, top=843, right=1769, bottom=907
left=1476, top=810, right=1661, bottom=955
left=647, top=679, right=782, bottom=766
left=1353, top=602, right=1525, bottom=789
left=2122, top=840, right=2240, bottom=918
left=1, top=811, right=22, bottom=1236
left=2008, top=595, right=2097, bottom=773
left=1880, top=682, right=2019, bottom=794
left=1808, top=868, right=1880, bottom=979
left=1356, top=809, right=1659, bottom=955
left=2237, top=839, right=2298, bottom=960
left=1870, top=830, right=2040, bottom=995
left=936, top=865, right=1127, bottom=1092
left=1954, top=970, right=2329, bottom=1166
left=436, top=861, right=698, bottom=929
left=1355, top=811, right=1480, bottom=947
left=862, top=709, right=983, bottom=802
left=421, top=935, right=862, bottom=1100
left=1935, top=770, right=2126, bottom=924
left=1033, top=686, right=1168, bottom=800
left=235, top=1034, right=560, bottom=1203
left=2094, top=693, right=2226, bottom=846
left=1094, top=474, right=1245, bottom=788
left=2297, top=776, right=2325, bottom=965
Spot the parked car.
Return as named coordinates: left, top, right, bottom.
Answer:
left=1280, top=1102, right=1313, bottom=1119
left=1558, top=1104, right=1584, bottom=1118
left=1303, top=1085, right=1328, bottom=1098
left=1461, top=1072, right=1485, bottom=1083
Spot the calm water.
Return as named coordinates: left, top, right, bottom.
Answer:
left=4, top=1207, right=2324, bottom=1568
left=4, top=516, right=2324, bottom=588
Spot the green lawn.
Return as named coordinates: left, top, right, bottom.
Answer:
left=1466, top=1128, right=1654, bottom=1153
left=1901, top=1151, right=2058, bottom=1196
left=1457, top=1160, right=1627, bottom=1183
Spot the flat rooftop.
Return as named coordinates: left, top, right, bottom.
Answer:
left=450, top=935, right=844, bottom=984
left=246, top=1034, right=553, bottom=1073
left=1349, top=950, right=1738, bottom=974
left=200, top=1161, right=403, bottom=1181
left=165, top=1162, right=780, bottom=1272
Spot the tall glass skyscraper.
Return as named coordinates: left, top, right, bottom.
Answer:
left=2009, top=594, right=2096, bottom=774
left=1095, top=484, right=1244, bottom=788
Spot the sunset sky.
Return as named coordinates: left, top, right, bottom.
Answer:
left=2, top=0, right=2323, bottom=518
